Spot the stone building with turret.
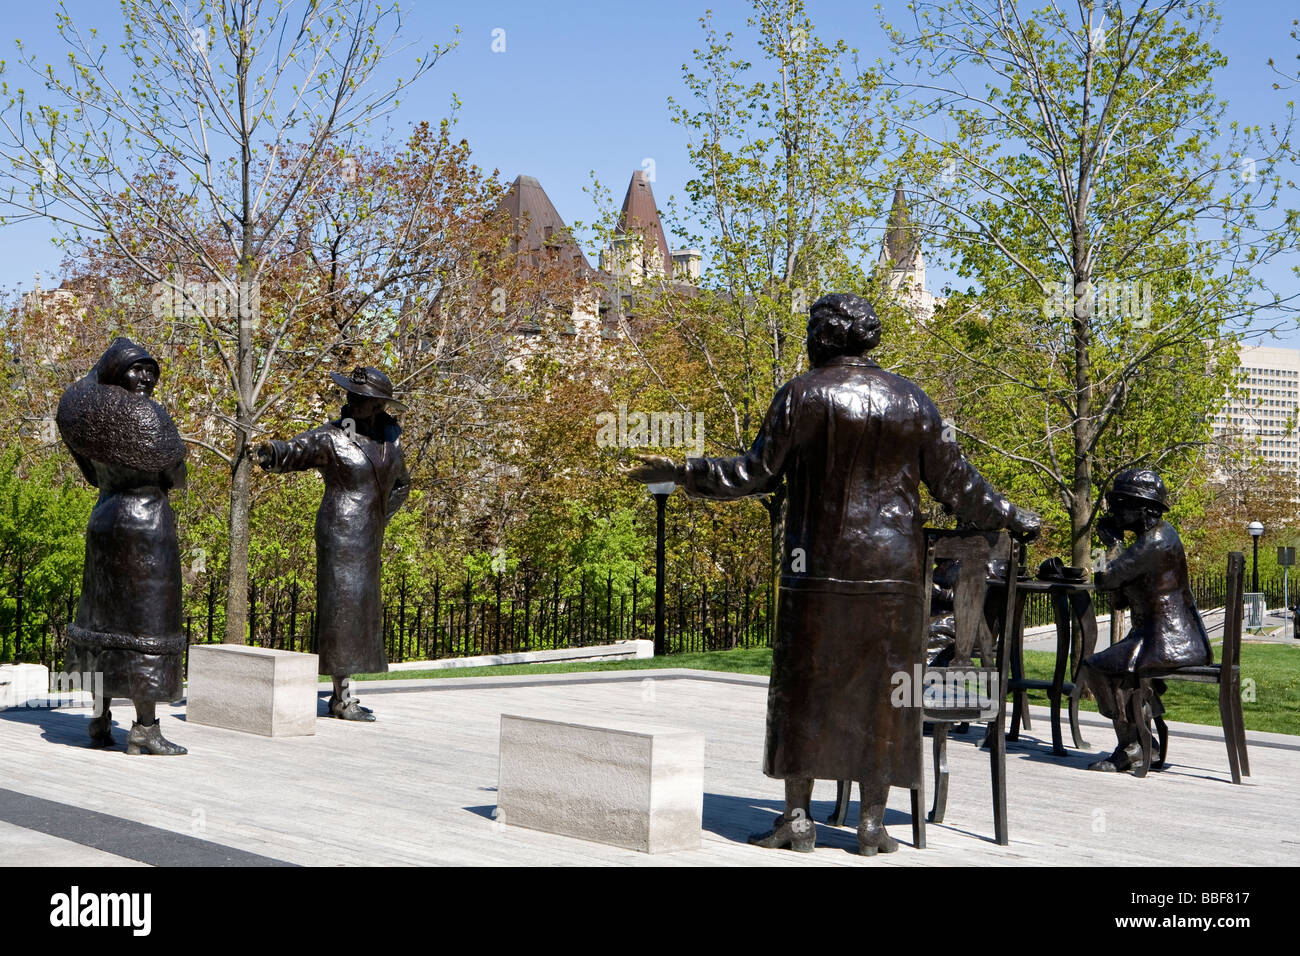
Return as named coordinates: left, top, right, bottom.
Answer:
left=877, top=183, right=941, bottom=322
left=489, top=169, right=701, bottom=359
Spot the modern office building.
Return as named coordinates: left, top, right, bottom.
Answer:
left=1212, top=344, right=1300, bottom=467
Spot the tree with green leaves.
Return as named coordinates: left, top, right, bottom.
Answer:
left=0, top=444, right=94, bottom=661
left=881, top=0, right=1300, bottom=567
left=632, top=0, right=890, bottom=591
left=0, top=0, right=451, bottom=642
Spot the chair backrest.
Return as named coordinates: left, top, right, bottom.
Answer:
left=921, top=529, right=1017, bottom=721
left=1222, top=551, right=1245, bottom=673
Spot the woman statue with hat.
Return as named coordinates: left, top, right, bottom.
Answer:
left=255, top=367, right=411, bottom=721
left=1080, top=468, right=1212, bottom=772
left=57, top=337, right=189, bottom=755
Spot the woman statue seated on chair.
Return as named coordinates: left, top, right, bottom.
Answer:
left=1080, top=468, right=1212, bottom=773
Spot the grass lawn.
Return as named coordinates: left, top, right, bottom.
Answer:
left=1020, top=642, right=1300, bottom=737
left=354, top=647, right=775, bottom=681
left=354, top=642, right=1300, bottom=736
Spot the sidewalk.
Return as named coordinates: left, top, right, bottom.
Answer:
left=1, top=669, right=1295, bottom=866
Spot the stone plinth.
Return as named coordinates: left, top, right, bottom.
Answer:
left=496, top=713, right=704, bottom=853
left=0, top=664, right=51, bottom=709
left=187, top=645, right=318, bottom=737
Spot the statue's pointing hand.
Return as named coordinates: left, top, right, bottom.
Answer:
left=619, top=454, right=685, bottom=485
left=1009, top=507, right=1042, bottom=543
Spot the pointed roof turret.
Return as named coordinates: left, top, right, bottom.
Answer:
left=881, top=181, right=920, bottom=268
left=498, top=174, right=591, bottom=271
left=615, top=169, right=671, bottom=272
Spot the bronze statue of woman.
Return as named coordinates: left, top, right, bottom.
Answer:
left=57, top=337, right=188, bottom=755
left=1080, top=468, right=1211, bottom=772
left=625, top=294, right=1038, bottom=855
left=255, top=367, right=411, bottom=721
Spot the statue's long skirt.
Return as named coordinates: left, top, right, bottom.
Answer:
left=65, top=488, right=185, bottom=702
left=313, top=506, right=388, bottom=678
left=763, top=580, right=924, bottom=788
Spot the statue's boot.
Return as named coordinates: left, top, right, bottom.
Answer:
left=1089, top=683, right=1151, bottom=773
left=125, top=720, right=187, bottom=756
left=748, top=778, right=815, bottom=852
left=88, top=708, right=113, bottom=747
left=327, top=694, right=373, bottom=715
left=1087, top=741, right=1142, bottom=772
left=857, top=795, right=899, bottom=856
left=747, top=812, right=816, bottom=852
left=329, top=696, right=376, bottom=722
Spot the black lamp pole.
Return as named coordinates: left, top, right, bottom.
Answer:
left=1253, top=535, right=1260, bottom=594
left=653, top=491, right=669, bottom=657
left=13, top=555, right=24, bottom=665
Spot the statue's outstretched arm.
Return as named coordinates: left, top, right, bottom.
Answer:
left=256, top=427, right=332, bottom=474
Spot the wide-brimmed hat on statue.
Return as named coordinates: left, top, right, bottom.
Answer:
left=1107, top=467, right=1169, bottom=513
left=329, top=366, right=407, bottom=412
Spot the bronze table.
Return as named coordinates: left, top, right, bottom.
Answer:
left=1002, top=579, right=1099, bottom=756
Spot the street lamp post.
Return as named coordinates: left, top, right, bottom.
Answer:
left=13, top=557, right=24, bottom=665
left=647, top=481, right=676, bottom=656
left=1249, top=521, right=1264, bottom=595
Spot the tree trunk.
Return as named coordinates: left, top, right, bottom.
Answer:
left=1071, top=273, right=1094, bottom=569
left=224, top=13, right=257, bottom=646
left=1071, top=465, right=1093, bottom=570
left=224, top=441, right=252, bottom=644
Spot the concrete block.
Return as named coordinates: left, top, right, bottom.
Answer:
left=187, top=645, right=319, bottom=737
left=388, top=639, right=657, bottom=672
left=497, top=713, right=704, bottom=853
left=0, top=664, right=51, bottom=709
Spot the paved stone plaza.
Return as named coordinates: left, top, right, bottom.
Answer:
left=1, top=669, right=1297, bottom=866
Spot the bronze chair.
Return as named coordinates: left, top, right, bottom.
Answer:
left=1130, top=551, right=1250, bottom=783
left=829, top=529, right=1019, bottom=846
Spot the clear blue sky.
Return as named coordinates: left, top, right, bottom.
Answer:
left=2, top=0, right=1297, bottom=340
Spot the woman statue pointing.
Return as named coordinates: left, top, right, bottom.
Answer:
left=256, top=367, right=411, bottom=721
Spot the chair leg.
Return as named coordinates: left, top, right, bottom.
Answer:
left=911, top=785, right=926, bottom=849
left=1237, top=705, right=1251, bottom=779
left=1219, top=680, right=1243, bottom=785
left=1230, top=670, right=1251, bottom=779
left=1048, top=592, right=1070, bottom=755
left=1068, top=690, right=1088, bottom=750
left=829, top=780, right=852, bottom=825
left=1047, top=686, right=1066, bottom=756
left=929, top=723, right=950, bottom=823
left=1152, top=715, right=1168, bottom=770
left=1130, top=682, right=1151, bottom=778
left=990, top=713, right=1008, bottom=845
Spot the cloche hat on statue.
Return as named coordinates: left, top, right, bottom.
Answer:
left=329, top=366, right=406, bottom=412
left=1108, top=467, right=1169, bottom=513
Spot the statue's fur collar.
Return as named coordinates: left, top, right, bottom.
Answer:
left=56, top=338, right=186, bottom=473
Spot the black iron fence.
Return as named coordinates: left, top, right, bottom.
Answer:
left=5, top=566, right=1285, bottom=673
left=2, top=569, right=776, bottom=673
left=229, top=572, right=775, bottom=664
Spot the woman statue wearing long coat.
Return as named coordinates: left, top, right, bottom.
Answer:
left=57, top=337, right=189, bottom=755
left=626, top=294, right=1039, bottom=855
left=255, top=367, right=411, bottom=721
